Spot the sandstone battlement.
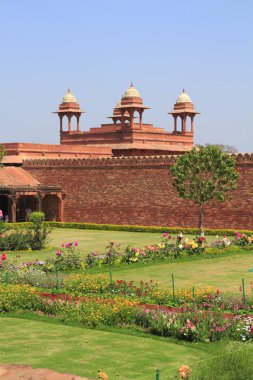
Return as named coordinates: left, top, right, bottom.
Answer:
left=23, top=153, right=253, bottom=168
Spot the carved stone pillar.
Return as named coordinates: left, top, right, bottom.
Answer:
left=174, top=116, right=177, bottom=132
left=76, top=114, right=80, bottom=132
left=139, top=109, right=143, bottom=129
left=67, top=114, right=72, bottom=132
left=190, top=115, right=194, bottom=133
left=130, top=109, right=134, bottom=129
left=60, top=115, right=63, bottom=133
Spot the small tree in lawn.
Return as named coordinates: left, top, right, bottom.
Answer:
left=170, top=145, right=239, bottom=231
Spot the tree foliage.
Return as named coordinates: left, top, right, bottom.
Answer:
left=170, top=146, right=239, bottom=229
left=0, top=145, right=5, bottom=165
left=198, top=143, right=238, bottom=154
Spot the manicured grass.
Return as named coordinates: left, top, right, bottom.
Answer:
left=108, top=250, right=253, bottom=294
left=5, top=228, right=253, bottom=294
left=0, top=314, right=223, bottom=380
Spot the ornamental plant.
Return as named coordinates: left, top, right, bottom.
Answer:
left=233, top=231, right=253, bottom=247
left=0, top=284, right=40, bottom=312
left=28, top=212, right=50, bottom=250
left=50, top=241, right=82, bottom=271
left=135, top=308, right=253, bottom=342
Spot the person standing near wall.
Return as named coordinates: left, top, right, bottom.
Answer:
left=25, top=207, right=32, bottom=221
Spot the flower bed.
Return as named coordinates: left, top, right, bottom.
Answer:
left=2, top=283, right=253, bottom=342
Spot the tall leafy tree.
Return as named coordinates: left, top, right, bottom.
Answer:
left=170, top=146, right=239, bottom=230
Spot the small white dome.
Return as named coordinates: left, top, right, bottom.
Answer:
left=176, top=90, right=192, bottom=103
left=62, top=89, right=77, bottom=103
left=123, top=83, right=140, bottom=98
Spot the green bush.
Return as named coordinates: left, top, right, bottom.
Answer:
left=0, top=231, right=31, bottom=251
left=28, top=212, right=50, bottom=250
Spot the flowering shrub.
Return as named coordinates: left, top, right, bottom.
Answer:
left=233, top=231, right=253, bottom=247
left=45, top=241, right=83, bottom=271
left=85, top=242, right=122, bottom=268
left=135, top=308, right=253, bottom=342
left=210, top=236, right=232, bottom=249
left=0, top=284, right=40, bottom=311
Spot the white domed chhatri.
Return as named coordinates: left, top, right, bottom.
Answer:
left=123, top=83, right=140, bottom=99
left=62, top=89, right=77, bottom=103
left=176, top=90, right=192, bottom=104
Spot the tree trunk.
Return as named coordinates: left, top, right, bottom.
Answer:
left=199, top=203, right=204, bottom=234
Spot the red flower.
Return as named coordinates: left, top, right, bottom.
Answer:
left=1, top=253, right=7, bottom=261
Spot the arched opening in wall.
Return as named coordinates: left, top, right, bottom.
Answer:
left=42, top=195, right=60, bottom=221
left=0, top=195, right=9, bottom=221
left=62, top=115, right=69, bottom=131
left=16, top=196, right=37, bottom=222
left=185, top=116, right=192, bottom=132
left=133, top=110, right=139, bottom=126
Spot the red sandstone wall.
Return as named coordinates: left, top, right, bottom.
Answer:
left=23, top=155, right=253, bottom=230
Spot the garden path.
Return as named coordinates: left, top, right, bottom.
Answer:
left=0, top=364, right=96, bottom=380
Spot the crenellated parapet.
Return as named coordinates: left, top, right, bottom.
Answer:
left=23, top=153, right=253, bottom=168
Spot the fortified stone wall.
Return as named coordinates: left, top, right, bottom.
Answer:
left=23, top=154, right=253, bottom=229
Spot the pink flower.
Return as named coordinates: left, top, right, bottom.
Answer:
left=162, top=232, right=168, bottom=237
left=55, top=250, right=62, bottom=257
left=74, top=241, right=78, bottom=246
left=1, top=253, right=7, bottom=261
left=61, top=243, right=65, bottom=247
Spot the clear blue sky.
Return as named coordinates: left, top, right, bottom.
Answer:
left=0, top=0, right=252, bottom=152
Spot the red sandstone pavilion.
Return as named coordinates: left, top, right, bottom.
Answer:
left=0, top=84, right=252, bottom=229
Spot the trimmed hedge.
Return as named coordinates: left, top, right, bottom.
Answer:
left=3, top=221, right=253, bottom=237
left=45, top=222, right=253, bottom=237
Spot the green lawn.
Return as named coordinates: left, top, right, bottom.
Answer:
left=7, top=227, right=217, bottom=264
left=6, top=228, right=253, bottom=294
left=108, top=250, right=253, bottom=294
left=0, top=314, right=222, bottom=380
